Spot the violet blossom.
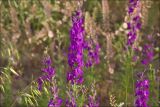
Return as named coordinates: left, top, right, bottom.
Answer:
left=65, top=91, right=76, bottom=107
left=37, top=56, right=55, bottom=91
left=141, top=43, right=154, bottom=66
left=134, top=35, right=154, bottom=107
left=135, top=73, right=149, bottom=107
left=48, top=87, right=63, bottom=107
left=84, top=40, right=100, bottom=67
left=37, top=56, right=62, bottom=107
left=85, top=95, right=99, bottom=107
left=127, top=0, right=142, bottom=46
left=67, top=10, right=84, bottom=84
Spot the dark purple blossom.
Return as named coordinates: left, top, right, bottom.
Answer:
left=48, top=97, right=63, bottom=107
left=67, top=67, right=84, bottom=84
left=48, top=87, right=63, bottom=107
left=135, top=73, right=149, bottom=107
left=85, top=94, right=99, bottom=107
left=84, top=40, right=100, bottom=67
left=37, top=56, right=62, bottom=107
left=127, top=0, right=141, bottom=46
left=65, top=98, right=76, bottom=107
left=67, top=10, right=84, bottom=84
left=134, top=35, right=154, bottom=107
left=141, top=43, right=154, bottom=66
left=37, top=78, right=43, bottom=91
left=140, top=35, right=154, bottom=66
left=37, top=56, right=55, bottom=91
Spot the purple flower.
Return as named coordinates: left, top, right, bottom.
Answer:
left=67, top=67, right=84, bottom=84
left=127, top=0, right=141, bottom=46
left=43, top=56, right=52, bottom=65
left=65, top=98, right=76, bottom=107
left=37, top=56, right=55, bottom=91
left=47, top=79, right=63, bottom=107
left=37, top=78, right=43, bottom=91
left=141, top=43, right=154, bottom=66
left=37, top=56, right=63, bottom=107
left=67, top=10, right=84, bottom=84
left=85, top=95, right=99, bottom=107
left=132, top=55, right=138, bottom=62
left=48, top=97, right=63, bottom=107
left=135, top=74, right=149, bottom=107
left=65, top=91, right=76, bottom=107
left=84, top=40, right=100, bottom=67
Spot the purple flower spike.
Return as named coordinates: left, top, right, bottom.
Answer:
left=48, top=80, right=63, bottom=107
left=135, top=74, right=149, bottom=107
left=48, top=97, right=63, bottom=107
left=65, top=98, right=76, bottom=107
left=141, top=43, right=154, bottom=66
left=37, top=56, right=62, bottom=107
left=37, top=56, right=56, bottom=91
left=85, top=94, right=99, bottom=107
left=37, top=78, right=43, bottom=91
left=37, top=56, right=55, bottom=91
left=67, top=10, right=84, bottom=85
left=127, top=0, right=141, bottom=46
left=84, top=40, right=100, bottom=67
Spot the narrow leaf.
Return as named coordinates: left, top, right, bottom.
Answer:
left=10, top=68, right=19, bottom=76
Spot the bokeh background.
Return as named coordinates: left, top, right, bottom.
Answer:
left=0, top=0, right=160, bottom=107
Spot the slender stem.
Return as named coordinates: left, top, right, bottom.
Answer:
left=158, top=78, right=160, bottom=106
left=125, top=71, right=128, bottom=107
left=131, top=62, right=134, bottom=105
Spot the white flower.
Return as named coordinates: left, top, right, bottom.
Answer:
left=122, top=23, right=127, bottom=29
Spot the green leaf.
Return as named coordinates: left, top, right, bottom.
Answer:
left=24, top=97, right=28, bottom=106
left=32, top=97, right=38, bottom=106
left=22, top=93, right=33, bottom=98
left=0, top=85, right=5, bottom=92
left=33, top=89, right=41, bottom=96
left=10, top=68, right=19, bottom=76
left=44, top=87, right=49, bottom=95
left=28, top=98, right=34, bottom=106
left=7, top=49, right=11, bottom=56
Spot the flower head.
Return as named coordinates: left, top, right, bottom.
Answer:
left=37, top=56, right=55, bottom=90
left=85, top=95, right=99, bottom=107
left=84, top=40, right=100, bottom=67
left=48, top=97, right=63, bottom=107
left=67, top=10, right=84, bottom=84
left=141, top=43, right=154, bottom=66
left=127, top=0, right=142, bottom=46
left=37, top=56, right=62, bottom=107
left=135, top=73, right=149, bottom=107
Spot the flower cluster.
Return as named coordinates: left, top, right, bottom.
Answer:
left=84, top=83, right=99, bottom=107
left=132, top=35, right=154, bottom=65
left=84, top=40, right=100, bottom=67
left=37, top=56, right=55, bottom=91
left=65, top=91, right=76, bottom=107
left=134, top=35, right=154, bottom=107
left=48, top=87, right=63, bottom=107
left=37, top=56, right=62, bottom=107
left=127, top=0, right=142, bottom=46
left=67, top=10, right=85, bottom=84
left=135, top=74, right=149, bottom=107
left=85, top=95, right=99, bottom=107
left=141, top=36, right=154, bottom=66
